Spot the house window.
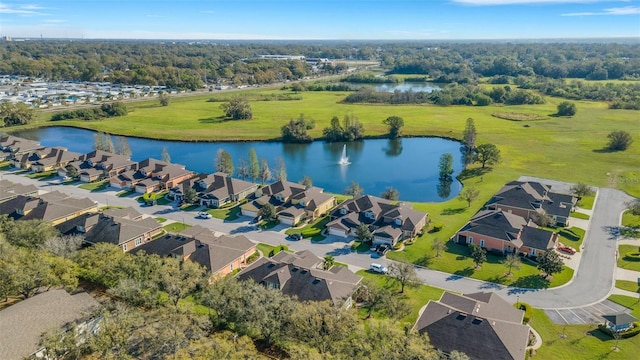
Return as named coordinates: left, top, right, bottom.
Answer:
left=531, top=248, right=537, bottom=256
left=135, top=237, right=142, bottom=246
left=121, top=243, right=127, bottom=251
left=340, top=208, right=347, bottom=215
left=480, top=239, right=485, bottom=247
left=395, top=218, right=402, bottom=226
left=468, top=236, right=473, bottom=244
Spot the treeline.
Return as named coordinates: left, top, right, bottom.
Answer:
left=51, top=102, right=128, bottom=121
left=343, top=84, right=545, bottom=106
left=0, top=214, right=455, bottom=359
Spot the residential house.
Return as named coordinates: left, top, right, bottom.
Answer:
left=61, top=150, right=137, bottom=182
left=0, top=191, right=98, bottom=225
left=171, top=172, right=258, bottom=208
left=132, top=225, right=257, bottom=278
left=326, top=194, right=427, bottom=247
left=603, top=313, right=638, bottom=333
left=31, top=148, right=81, bottom=172
left=81, top=210, right=163, bottom=252
left=486, top=181, right=577, bottom=227
left=241, top=180, right=336, bottom=226
left=0, top=134, right=43, bottom=161
left=238, top=250, right=362, bottom=308
left=0, top=289, right=100, bottom=360
left=454, top=209, right=559, bottom=257
left=414, top=291, right=530, bottom=360
left=110, top=158, right=194, bottom=193
left=0, top=179, right=38, bottom=203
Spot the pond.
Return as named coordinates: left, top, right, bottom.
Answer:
left=343, top=81, right=442, bottom=93
left=11, top=127, right=463, bottom=202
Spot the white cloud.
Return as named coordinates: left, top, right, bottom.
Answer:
left=452, top=0, right=626, bottom=4
left=562, top=5, right=640, bottom=15
left=20, top=4, right=46, bottom=10
left=0, top=3, right=47, bottom=15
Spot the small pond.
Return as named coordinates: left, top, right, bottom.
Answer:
left=11, top=127, right=463, bottom=202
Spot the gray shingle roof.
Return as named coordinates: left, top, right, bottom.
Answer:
left=488, top=181, right=575, bottom=219
left=603, top=313, right=638, bottom=326
left=460, top=210, right=527, bottom=244
left=520, top=226, right=556, bottom=251
left=0, top=290, right=100, bottom=360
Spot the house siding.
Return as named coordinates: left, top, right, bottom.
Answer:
left=456, top=230, right=510, bottom=253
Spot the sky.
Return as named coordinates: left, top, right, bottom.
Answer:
left=0, top=0, right=639, bottom=40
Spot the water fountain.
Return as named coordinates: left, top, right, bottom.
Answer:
left=338, top=144, right=350, bottom=165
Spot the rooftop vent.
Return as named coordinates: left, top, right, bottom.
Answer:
left=457, top=313, right=468, bottom=320
left=472, top=317, right=484, bottom=325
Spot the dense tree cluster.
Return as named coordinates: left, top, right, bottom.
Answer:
left=281, top=114, right=315, bottom=143
left=51, top=102, right=128, bottom=121
left=0, top=102, right=35, bottom=127
left=220, top=97, right=253, bottom=120
left=322, top=114, right=365, bottom=142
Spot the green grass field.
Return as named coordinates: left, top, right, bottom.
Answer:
left=529, top=295, right=640, bottom=360
left=284, top=216, right=329, bottom=241
left=617, top=245, right=640, bottom=271
left=162, top=222, right=191, bottom=233
left=622, top=211, right=640, bottom=228
left=78, top=180, right=109, bottom=192
left=207, top=205, right=241, bottom=221
left=577, top=195, right=596, bottom=210
left=558, top=227, right=586, bottom=252
left=570, top=212, right=590, bottom=220
left=615, top=280, right=640, bottom=294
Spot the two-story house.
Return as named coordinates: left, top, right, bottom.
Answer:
left=170, top=172, right=258, bottom=208
left=110, top=158, right=194, bottom=193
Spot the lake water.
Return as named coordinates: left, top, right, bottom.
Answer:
left=344, top=82, right=442, bottom=93
left=11, top=127, right=463, bottom=202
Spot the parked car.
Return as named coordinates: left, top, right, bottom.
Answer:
left=251, top=215, right=262, bottom=224
left=557, top=244, right=576, bottom=254
left=377, top=244, right=390, bottom=256
left=288, top=233, right=303, bottom=241
left=369, top=263, right=388, bottom=274
left=198, top=211, right=212, bottom=219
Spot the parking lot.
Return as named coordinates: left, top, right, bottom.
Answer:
left=544, top=300, right=631, bottom=325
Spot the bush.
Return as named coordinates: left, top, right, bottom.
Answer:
left=598, top=322, right=640, bottom=339
left=430, top=223, right=444, bottom=232
left=515, top=302, right=533, bottom=324
left=623, top=252, right=640, bottom=261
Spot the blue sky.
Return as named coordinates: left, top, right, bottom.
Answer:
left=0, top=0, right=638, bottom=39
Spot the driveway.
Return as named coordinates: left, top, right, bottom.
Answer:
left=1, top=171, right=635, bottom=309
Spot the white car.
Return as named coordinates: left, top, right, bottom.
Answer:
left=198, top=211, right=212, bottom=219
left=369, top=263, right=388, bottom=274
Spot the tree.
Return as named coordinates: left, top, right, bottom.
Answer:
left=626, top=200, right=640, bottom=216
left=461, top=118, right=477, bottom=167
left=570, top=182, right=594, bottom=199
left=387, top=262, right=420, bottom=293
left=159, top=92, right=170, bottom=106
left=42, top=234, right=84, bottom=259
left=160, top=146, right=171, bottom=163
left=248, top=148, right=259, bottom=181
left=469, top=243, right=487, bottom=268
left=503, top=253, right=522, bottom=275
left=380, top=187, right=399, bottom=201
left=184, top=186, right=198, bottom=204
left=288, top=301, right=356, bottom=355
left=531, top=209, right=554, bottom=227
left=0, top=102, right=35, bottom=126
left=556, top=101, right=576, bottom=116
left=458, top=186, right=480, bottom=208
left=383, top=116, right=404, bottom=138
left=438, top=153, right=454, bottom=180
left=114, top=136, right=132, bottom=158
left=281, top=114, right=315, bottom=143
left=4, top=219, right=58, bottom=248
left=258, top=203, right=277, bottom=222
left=431, top=238, right=445, bottom=257
left=537, top=250, right=564, bottom=277
left=274, top=156, right=287, bottom=182
left=93, top=132, right=114, bottom=152
left=259, top=158, right=271, bottom=185
left=220, top=97, right=252, bottom=120
left=323, top=255, right=335, bottom=270
left=322, top=116, right=343, bottom=142
left=607, top=130, right=633, bottom=151
left=214, top=148, right=234, bottom=175
left=300, top=175, right=313, bottom=188
left=159, top=257, right=206, bottom=307
left=474, top=143, right=501, bottom=168
left=236, top=158, right=249, bottom=180
left=344, top=181, right=363, bottom=197
left=355, top=223, right=372, bottom=243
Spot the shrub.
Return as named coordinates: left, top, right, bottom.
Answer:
left=598, top=322, right=640, bottom=339
left=431, top=223, right=444, bottom=232
left=515, top=302, right=533, bottom=324
left=623, top=252, right=640, bottom=261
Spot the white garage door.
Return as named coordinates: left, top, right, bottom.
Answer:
left=328, top=227, right=347, bottom=237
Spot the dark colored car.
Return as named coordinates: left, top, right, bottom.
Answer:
left=289, top=233, right=303, bottom=241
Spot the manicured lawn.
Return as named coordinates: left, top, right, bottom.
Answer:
left=256, top=243, right=289, bottom=257
left=208, top=205, right=241, bottom=221
left=389, top=240, right=573, bottom=289
left=356, top=270, right=445, bottom=325
left=577, top=195, right=595, bottom=210
left=570, top=212, right=590, bottom=220
left=529, top=296, right=640, bottom=360
left=163, top=222, right=191, bottom=233
left=614, top=171, right=640, bottom=198
left=284, top=216, right=329, bottom=241
left=0, top=161, right=12, bottom=171
left=137, top=191, right=170, bottom=205
left=617, top=245, right=640, bottom=271
left=180, top=204, right=200, bottom=211
left=608, top=295, right=640, bottom=318
left=615, top=280, right=640, bottom=294
left=622, top=211, right=640, bottom=228
left=25, top=170, right=57, bottom=180
left=155, top=217, right=167, bottom=223
left=558, top=227, right=586, bottom=252
left=116, top=189, right=137, bottom=197
left=78, top=180, right=109, bottom=192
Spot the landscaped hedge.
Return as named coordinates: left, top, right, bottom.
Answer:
left=623, top=252, right=640, bottom=262
left=514, top=302, right=533, bottom=324
left=598, top=322, right=640, bottom=339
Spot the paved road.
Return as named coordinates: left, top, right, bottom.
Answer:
left=2, top=171, right=634, bottom=309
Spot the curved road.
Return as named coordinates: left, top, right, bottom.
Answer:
left=1, top=171, right=634, bottom=309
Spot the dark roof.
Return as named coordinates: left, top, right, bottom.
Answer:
left=520, top=226, right=556, bottom=251
left=488, top=181, right=575, bottom=218
left=83, top=214, right=161, bottom=246
left=238, top=250, right=361, bottom=305
left=0, top=289, right=100, bottom=360
left=460, top=210, right=526, bottom=245
left=415, top=292, right=528, bottom=360
left=603, top=313, right=638, bottom=326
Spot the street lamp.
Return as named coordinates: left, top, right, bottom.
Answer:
left=516, top=295, right=520, bottom=308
